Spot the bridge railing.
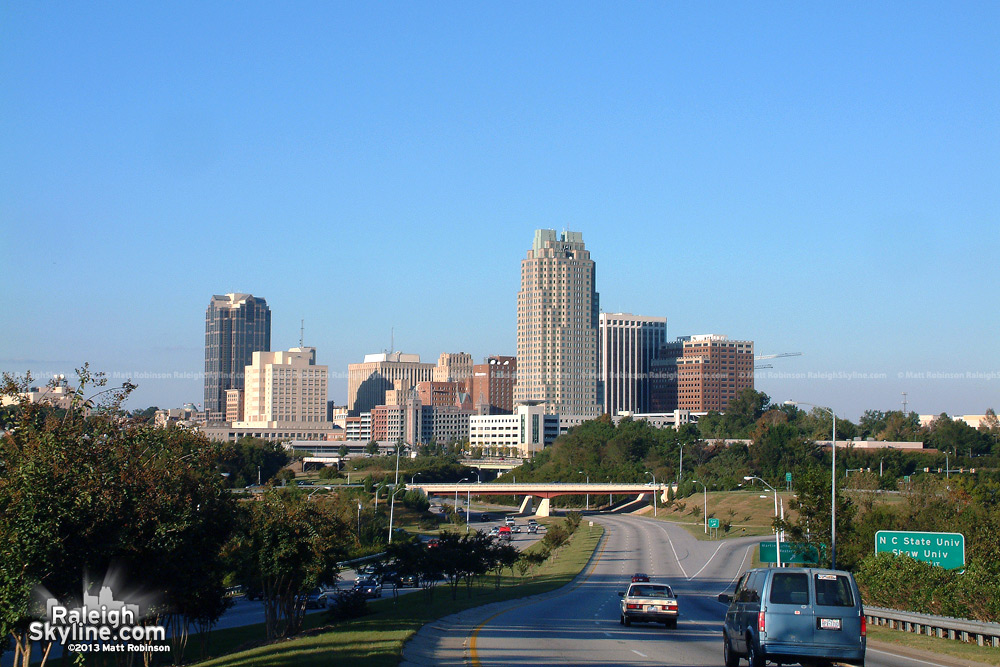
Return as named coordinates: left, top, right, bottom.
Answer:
left=865, top=605, right=1000, bottom=647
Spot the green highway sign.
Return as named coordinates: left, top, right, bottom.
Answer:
left=759, top=541, right=822, bottom=564
left=785, top=472, right=792, bottom=482
left=708, top=518, right=720, bottom=528
left=875, top=531, right=965, bottom=570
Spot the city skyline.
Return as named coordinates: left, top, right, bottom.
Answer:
left=2, top=4, right=997, bottom=421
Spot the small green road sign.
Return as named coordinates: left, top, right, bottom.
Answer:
left=759, top=541, right=822, bottom=564
left=785, top=472, right=792, bottom=482
left=708, top=518, right=720, bottom=528
left=875, top=531, right=965, bottom=570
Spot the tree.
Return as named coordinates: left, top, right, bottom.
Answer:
left=225, top=489, right=349, bottom=639
left=0, top=368, right=235, bottom=666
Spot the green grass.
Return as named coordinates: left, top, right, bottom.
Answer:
left=188, top=524, right=604, bottom=667
left=867, top=625, right=1000, bottom=666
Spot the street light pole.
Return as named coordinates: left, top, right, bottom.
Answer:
left=357, top=501, right=362, bottom=538
left=785, top=400, right=837, bottom=569
left=578, top=470, right=589, bottom=511
left=744, top=475, right=781, bottom=567
left=645, top=471, right=657, bottom=517
left=456, top=477, right=468, bottom=525
left=388, top=486, right=405, bottom=543
left=691, top=479, right=707, bottom=533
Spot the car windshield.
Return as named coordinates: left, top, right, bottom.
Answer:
left=630, top=585, right=671, bottom=598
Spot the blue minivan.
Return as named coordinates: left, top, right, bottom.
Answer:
left=719, top=568, right=866, bottom=667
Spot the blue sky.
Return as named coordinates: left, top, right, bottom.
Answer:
left=2, top=2, right=997, bottom=421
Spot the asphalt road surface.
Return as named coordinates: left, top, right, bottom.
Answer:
left=403, top=514, right=977, bottom=667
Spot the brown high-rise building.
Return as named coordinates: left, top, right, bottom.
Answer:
left=471, top=356, right=517, bottom=414
left=651, top=335, right=754, bottom=413
left=415, top=381, right=460, bottom=409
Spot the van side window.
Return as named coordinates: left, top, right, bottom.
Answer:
left=814, top=574, right=855, bottom=607
left=733, top=573, right=749, bottom=602
left=746, top=571, right=763, bottom=602
left=769, top=572, right=809, bottom=605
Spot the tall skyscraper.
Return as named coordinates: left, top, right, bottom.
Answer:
left=204, top=293, right=271, bottom=420
left=599, top=313, right=667, bottom=415
left=651, top=334, right=754, bottom=413
left=433, top=352, right=474, bottom=386
left=515, top=229, right=600, bottom=417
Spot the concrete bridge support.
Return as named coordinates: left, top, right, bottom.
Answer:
left=518, top=495, right=534, bottom=515
left=536, top=498, right=551, bottom=517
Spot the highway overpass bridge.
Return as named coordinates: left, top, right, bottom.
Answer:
left=412, top=482, right=675, bottom=517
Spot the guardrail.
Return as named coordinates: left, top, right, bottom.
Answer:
left=865, top=605, right=1000, bottom=647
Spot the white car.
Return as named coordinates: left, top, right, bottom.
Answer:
left=619, top=583, right=678, bottom=628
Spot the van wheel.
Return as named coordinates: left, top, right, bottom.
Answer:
left=746, top=636, right=764, bottom=667
left=723, top=635, right=739, bottom=667
left=619, top=614, right=624, bottom=625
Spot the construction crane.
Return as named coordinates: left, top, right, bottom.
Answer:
left=754, top=352, right=802, bottom=369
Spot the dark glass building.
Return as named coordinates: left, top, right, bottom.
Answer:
left=204, top=293, right=271, bottom=420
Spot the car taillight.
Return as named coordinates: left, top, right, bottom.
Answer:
left=626, top=604, right=640, bottom=609
left=758, top=611, right=765, bottom=634
left=666, top=604, right=677, bottom=611
left=861, top=614, right=866, bottom=637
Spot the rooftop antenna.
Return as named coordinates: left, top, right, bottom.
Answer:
left=300, top=319, right=304, bottom=347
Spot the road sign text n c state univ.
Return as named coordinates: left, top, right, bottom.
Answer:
left=875, top=531, right=965, bottom=570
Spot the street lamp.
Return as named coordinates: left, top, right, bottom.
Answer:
left=578, top=470, right=589, bottom=511
left=357, top=501, right=362, bottom=538
left=691, top=479, right=707, bottom=533
left=678, top=444, right=684, bottom=484
left=411, top=472, right=422, bottom=486
left=466, top=485, right=472, bottom=532
left=388, top=486, right=406, bottom=543
left=744, top=476, right=781, bottom=567
left=456, top=477, right=468, bottom=524
left=645, top=471, right=657, bottom=517
left=785, top=400, right=837, bottom=569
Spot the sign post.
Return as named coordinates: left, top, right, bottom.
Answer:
left=875, top=531, right=965, bottom=570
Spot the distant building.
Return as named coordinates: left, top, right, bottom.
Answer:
left=469, top=402, right=559, bottom=457
left=225, top=389, right=243, bottom=423
left=433, top=352, right=474, bottom=388
left=515, top=229, right=601, bottom=417
left=599, top=313, right=667, bottom=415
left=651, top=335, right=754, bottom=413
left=471, top=355, right=517, bottom=414
left=371, top=404, right=405, bottom=442
left=204, top=293, right=271, bottom=421
left=415, top=381, right=460, bottom=408
left=919, top=414, right=997, bottom=429
left=347, top=352, right=434, bottom=416
left=1, top=374, right=79, bottom=412
left=233, top=347, right=331, bottom=432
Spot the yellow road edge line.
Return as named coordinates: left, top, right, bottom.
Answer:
left=469, top=526, right=610, bottom=667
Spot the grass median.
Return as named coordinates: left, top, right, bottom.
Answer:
left=190, top=522, right=604, bottom=667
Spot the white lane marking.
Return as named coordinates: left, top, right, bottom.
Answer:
left=603, top=631, right=611, bottom=637
left=867, top=647, right=957, bottom=667
left=688, top=540, right=726, bottom=580
left=659, top=524, right=689, bottom=579
left=631, top=649, right=647, bottom=657
left=715, top=544, right=754, bottom=598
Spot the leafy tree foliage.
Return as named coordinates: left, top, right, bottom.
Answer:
left=224, top=488, right=349, bottom=639
left=216, top=437, right=290, bottom=488
left=0, top=368, right=234, bottom=666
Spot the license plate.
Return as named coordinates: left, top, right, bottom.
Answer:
left=819, top=617, right=841, bottom=630
left=644, top=605, right=654, bottom=612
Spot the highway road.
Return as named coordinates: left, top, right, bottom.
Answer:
left=403, top=514, right=975, bottom=667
